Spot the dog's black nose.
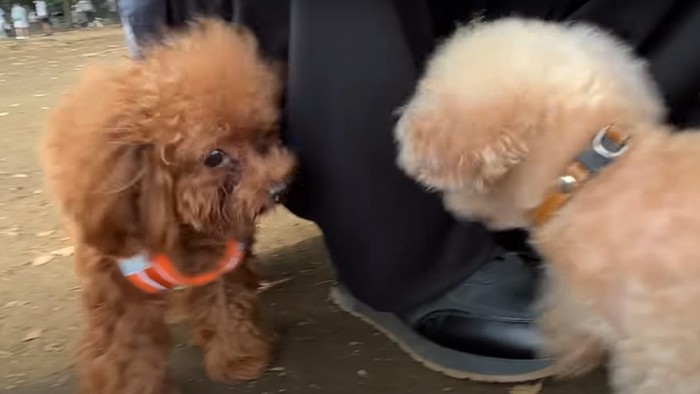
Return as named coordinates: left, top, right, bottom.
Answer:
left=268, top=182, right=288, bottom=202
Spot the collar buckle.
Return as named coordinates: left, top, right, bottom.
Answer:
left=592, top=125, right=629, bottom=159
left=530, top=124, right=630, bottom=227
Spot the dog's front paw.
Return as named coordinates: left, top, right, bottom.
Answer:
left=206, top=356, right=269, bottom=383
left=204, top=337, right=274, bottom=383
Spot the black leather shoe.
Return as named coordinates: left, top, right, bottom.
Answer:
left=330, top=247, right=555, bottom=382
left=403, top=249, right=543, bottom=360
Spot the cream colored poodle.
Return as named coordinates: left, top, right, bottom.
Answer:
left=395, top=17, right=700, bottom=394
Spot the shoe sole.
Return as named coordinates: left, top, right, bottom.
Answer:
left=330, top=287, right=559, bottom=383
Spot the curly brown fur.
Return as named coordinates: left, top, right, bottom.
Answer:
left=396, top=18, right=700, bottom=394
left=42, top=20, right=295, bottom=394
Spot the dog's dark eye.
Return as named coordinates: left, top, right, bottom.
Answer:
left=204, top=150, right=229, bottom=168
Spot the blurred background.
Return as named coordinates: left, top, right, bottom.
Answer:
left=0, top=0, right=119, bottom=32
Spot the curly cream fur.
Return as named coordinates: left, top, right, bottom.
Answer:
left=396, top=17, right=700, bottom=394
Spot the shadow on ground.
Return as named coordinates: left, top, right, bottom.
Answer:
left=9, top=236, right=610, bottom=394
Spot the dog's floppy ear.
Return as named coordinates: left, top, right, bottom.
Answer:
left=76, top=145, right=146, bottom=256
left=42, top=59, right=174, bottom=256
left=77, top=144, right=179, bottom=256
left=396, top=98, right=531, bottom=193
left=139, top=148, right=178, bottom=252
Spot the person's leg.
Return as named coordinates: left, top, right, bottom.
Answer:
left=284, top=0, right=493, bottom=312
left=119, top=0, right=236, bottom=58
left=118, top=0, right=166, bottom=57
left=43, top=19, right=52, bottom=35
left=284, top=0, right=552, bottom=381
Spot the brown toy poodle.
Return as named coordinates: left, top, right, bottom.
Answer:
left=396, top=18, right=700, bottom=394
left=41, top=20, right=295, bottom=394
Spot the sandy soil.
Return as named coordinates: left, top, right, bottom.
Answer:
left=0, top=28, right=609, bottom=394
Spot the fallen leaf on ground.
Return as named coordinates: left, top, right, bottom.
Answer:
left=32, top=254, right=54, bottom=266
left=258, top=277, right=292, bottom=293
left=50, top=246, right=74, bottom=257
left=43, top=343, right=63, bottom=352
left=21, top=329, right=43, bottom=342
left=52, top=375, right=69, bottom=387
left=509, top=381, right=543, bottom=394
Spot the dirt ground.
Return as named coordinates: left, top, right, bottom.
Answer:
left=0, top=28, right=609, bottom=394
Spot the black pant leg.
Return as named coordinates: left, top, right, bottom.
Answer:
left=284, top=0, right=496, bottom=312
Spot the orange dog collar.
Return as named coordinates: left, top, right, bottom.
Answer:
left=118, top=241, right=246, bottom=293
left=530, top=125, right=629, bottom=226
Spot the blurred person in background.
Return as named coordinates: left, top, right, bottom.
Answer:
left=0, top=6, right=7, bottom=39
left=73, top=0, right=95, bottom=26
left=80, top=0, right=95, bottom=24
left=34, top=0, right=52, bottom=36
left=11, top=3, right=29, bottom=40
left=106, top=0, right=119, bottom=24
